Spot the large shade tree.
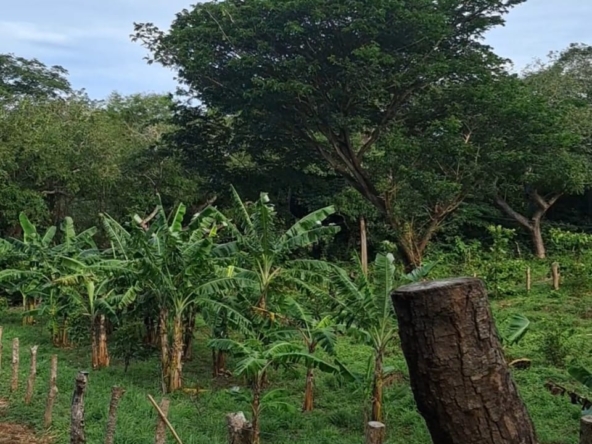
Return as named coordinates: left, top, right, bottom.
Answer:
left=133, top=0, right=526, bottom=269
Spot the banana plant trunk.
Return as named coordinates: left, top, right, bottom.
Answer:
left=182, top=309, right=197, bottom=361
left=371, top=352, right=384, bottom=422
left=303, top=367, right=314, bottom=412
left=159, top=308, right=170, bottom=393
left=212, top=350, right=227, bottom=377
left=165, top=314, right=184, bottom=393
left=251, top=377, right=262, bottom=444
left=91, top=315, right=110, bottom=369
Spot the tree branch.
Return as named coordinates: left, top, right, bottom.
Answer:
left=494, top=195, right=533, bottom=231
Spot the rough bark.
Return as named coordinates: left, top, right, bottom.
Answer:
left=11, top=338, right=19, bottom=392
left=44, top=355, right=59, bottom=428
left=104, top=386, right=125, bottom=444
left=303, top=367, right=314, bottom=412
left=227, top=412, right=253, bottom=444
left=154, top=398, right=170, bottom=444
left=581, top=415, right=592, bottom=444
left=25, top=345, right=38, bottom=404
left=360, top=216, right=368, bottom=276
left=371, top=353, right=383, bottom=422
left=392, top=277, right=537, bottom=444
left=365, top=421, right=386, bottom=444
left=70, top=371, right=89, bottom=444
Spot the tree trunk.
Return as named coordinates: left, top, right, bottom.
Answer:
left=97, top=315, right=110, bottom=369
left=227, top=412, right=253, bottom=444
left=104, top=387, right=125, bottom=444
left=581, top=415, right=592, bottom=444
left=303, top=367, right=314, bottom=412
left=392, top=277, right=537, bottom=444
left=11, top=338, right=19, bottom=392
left=70, top=371, right=89, bottom=444
left=91, top=320, right=99, bottom=370
left=531, top=220, right=545, bottom=259
left=251, top=381, right=262, bottom=444
left=44, top=355, right=58, bottom=428
left=360, top=216, right=368, bottom=276
left=371, top=353, right=383, bottom=422
left=365, top=422, right=386, bottom=444
left=25, top=345, right=38, bottom=404
left=213, top=350, right=227, bottom=378
left=159, top=308, right=169, bottom=394
left=165, top=315, right=184, bottom=393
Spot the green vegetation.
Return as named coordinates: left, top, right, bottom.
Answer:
left=2, top=0, right=592, bottom=442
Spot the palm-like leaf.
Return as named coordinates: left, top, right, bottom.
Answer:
left=501, top=314, right=531, bottom=345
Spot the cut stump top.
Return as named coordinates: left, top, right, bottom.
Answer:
left=393, top=277, right=481, bottom=295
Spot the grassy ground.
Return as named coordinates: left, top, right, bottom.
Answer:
left=0, top=280, right=590, bottom=444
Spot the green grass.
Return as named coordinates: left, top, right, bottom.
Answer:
left=0, top=282, right=590, bottom=444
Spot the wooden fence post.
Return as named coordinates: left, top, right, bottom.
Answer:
left=581, top=416, right=592, bottom=444
left=392, top=278, right=538, bottom=444
left=25, top=345, right=38, bottom=404
left=104, top=386, right=126, bottom=444
left=552, top=262, right=560, bottom=290
left=365, top=421, right=385, bottom=444
left=44, top=355, right=58, bottom=428
left=226, top=412, right=252, bottom=444
left=0, top=326, right=3, bottom=371
left=526, top=267, right=531, bottom=292
left=71, top=371, right=89, bottom=444
left=11, top=338, right=19, bottom=392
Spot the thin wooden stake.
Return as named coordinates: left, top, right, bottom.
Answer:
left=25, top=345, right=38, bottom=404
left=44, top=355, right=58, bottom=428
left=552, top=262, right=560, bottom=290
left=104, top=386, right=126, bottom=444
left=581, top=415, right=592, bottom=444
left=154, top=397, right=170, bottom=444
left=71, top=371, right=89, bottom=444
left=148, top=394, right=183, bottom=444
left=526, top=267, right=531, bottom=292
left=366, top=421, right=386, bottom=444
left=11, top=338, right=19, bottom=392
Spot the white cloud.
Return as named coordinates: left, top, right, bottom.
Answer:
left=0, top=0, right=590, bottom=98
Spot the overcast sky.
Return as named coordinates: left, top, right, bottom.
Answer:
left=1, top=0, right=590, bottom=99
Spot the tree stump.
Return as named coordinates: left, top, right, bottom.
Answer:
left=581, top=416, right=592, bottom=444
left=25, top=345, right=38, bottom=404
left=392, top=278, right=537, bottom=444
left=44, top=355, right=58, bottom=428
left=154, top=398, right=170, bottom=444
left=365, top=421, right=385, bottom=444
left=104, top=386, right=125, bottom=444
left=71, top=371, right=89, bottom=444
left=226, top=412, right=252, bottom=444
left=11, top=338, right=19, bottom=392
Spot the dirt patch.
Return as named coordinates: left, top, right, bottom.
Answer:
left=0, top=423, right=51, bottom=444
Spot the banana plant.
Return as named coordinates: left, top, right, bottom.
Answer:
left=328, top=253, right=433, bottom=422
left=208, top=336, right=351, bottom=444
left=198, top=186, right=340, bottom=329
left=51, top=254, right=135, bottom=369
left=101, top=199, right=227, bottom=392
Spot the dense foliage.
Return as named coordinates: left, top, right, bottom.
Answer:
left=2, top=1, right=592, bottom=442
